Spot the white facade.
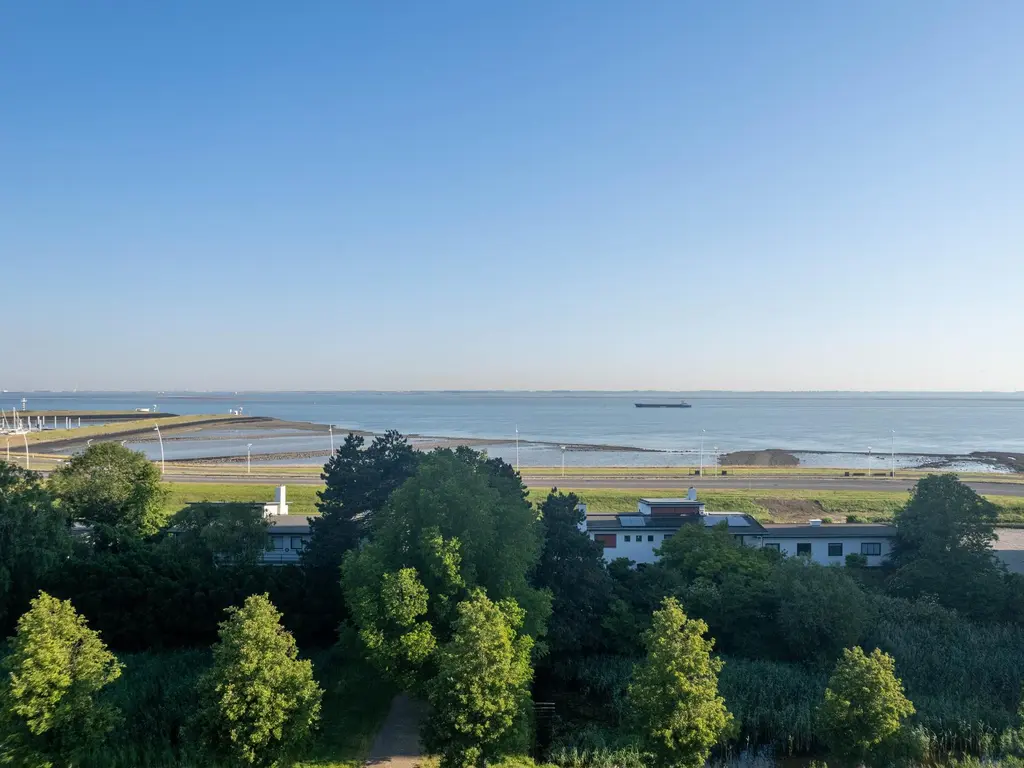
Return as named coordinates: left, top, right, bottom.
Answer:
left=585, top=498, right=897, bottom=567
left=758, top=535, right=892, bottom=565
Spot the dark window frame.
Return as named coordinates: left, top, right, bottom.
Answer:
left=861, top=542, right=882, bottom=556
left=828, top=543, right=843, bottom=557
left=796, top=542, right=812, bottom=556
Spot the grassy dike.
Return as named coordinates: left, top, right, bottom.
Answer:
left=160, top=481, right=1024, bottom=524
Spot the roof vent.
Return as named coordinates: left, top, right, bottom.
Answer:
left=809, top=518, right=822, bottom=527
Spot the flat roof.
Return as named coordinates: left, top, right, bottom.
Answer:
left=267, top=515, right=315, bottom=533
left=639, top=498, right=703, bottom=505
left=587, top=512, right=764, bottom=533
left=760, top=523, right=896, bottom=539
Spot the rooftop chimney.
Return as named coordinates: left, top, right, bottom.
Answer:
left=809, top=518, right=822, bottom=527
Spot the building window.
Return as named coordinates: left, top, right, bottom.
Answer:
left=624, top=535, right=631, bottom=542
left=796, top=542, right=812, bottom=556
left=594, top=534, right=616, bottom=548
left=648, top=535, right=655, bottom=542
left=828, top=543, right=843, bottom=557
left=861, top=542, right=882, bottom=556
left=291, top=537, right=305, bottom=550
left=764, top=542, right=780, bottom=551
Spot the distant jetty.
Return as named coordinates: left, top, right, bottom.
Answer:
left=634, top=400, right=691, bottom=409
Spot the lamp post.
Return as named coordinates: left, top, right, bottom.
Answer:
left=328, top=425, right=334, bottom=453
left=891, top=430, right=895, bottom=478
left=560, top=445, right=566, bottom=477
left=154, top=426, right=165, bottom=474
left=699, top=429, right=706, bottom=476
left=22, top=432, right=29, bottom=470
left=247, top=443, right=253, bottom=475
left=713, top=446, right=718, bottom=476
left=867, top=446, right=872, bottom=477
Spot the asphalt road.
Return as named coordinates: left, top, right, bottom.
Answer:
left=160, top=471, right=1024, bottom=497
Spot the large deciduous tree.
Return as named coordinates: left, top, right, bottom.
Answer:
left=343, top=448, right=550, bottom=690
left=0, top=592, right=123, bottom=767
left=422, top=590, right=534, bottom=768
left=532, top=490, right=611, bottom=657
left=0, top=462, right=71, bottom=632
left=891, top=473, right=1005, bottom=618
left=819, top=646, right=915, bottom=763
left=50, top=442, right=167, bottom=548
left=627, top=597, right=733, bottom=768
left=198, top=593, right=323, bottom=767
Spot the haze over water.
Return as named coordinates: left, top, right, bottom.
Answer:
left=7, top=391, right=1024, bottom=456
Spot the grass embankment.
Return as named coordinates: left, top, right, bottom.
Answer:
left=161, top=482, right=322, bottom=518
left=159, top=481, right=1024, bottom=524
left=531, top=487, right=1024, bottom=523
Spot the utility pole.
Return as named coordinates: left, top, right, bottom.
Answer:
left=247, top=443, right=253, bottom=475
left=699, top=429, right=705, bottom=476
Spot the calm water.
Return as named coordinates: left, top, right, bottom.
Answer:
left=6, top=391, right=1024, bottom=455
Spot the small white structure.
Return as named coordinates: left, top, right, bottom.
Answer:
left=262, top=485, right=290, bottom=517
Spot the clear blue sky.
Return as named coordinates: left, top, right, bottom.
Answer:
left=3, top=2, right=1022, bottom=391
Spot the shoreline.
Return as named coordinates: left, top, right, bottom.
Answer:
left=9, top=411, right=1022, bottom=473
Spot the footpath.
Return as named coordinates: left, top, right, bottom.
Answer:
left=365, top=695, right=426, bottom=767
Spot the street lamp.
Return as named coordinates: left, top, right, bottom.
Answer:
left=867, top=446, right=872, bottom=476
left=121, top=440, right=127, bottom=447
left=153, top=426, right=165, bottom=474
left=328, top=425, right=334, bottom=453
left=699, top=429, right=706, bottom=476
left=86, top=439, right=93, bottom=448
left=560, top=445, right=566, bottom=477
left=713, top=446, right=718, bottom=476
left=891, top=430, right=895, bottom=478
left=247, top=443, right=253, bottom=475
left=22, top=432, right=29, bottom=470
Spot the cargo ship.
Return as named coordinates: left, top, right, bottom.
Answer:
left=634, top=400, right=691, bottom=408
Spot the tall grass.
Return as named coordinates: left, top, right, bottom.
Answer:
left=71, top=647, right=394, bottom=768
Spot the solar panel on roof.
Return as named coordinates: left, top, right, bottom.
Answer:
left=727, top=517, right=751, bottom=527
left=618, top=516, right=647, bottom=527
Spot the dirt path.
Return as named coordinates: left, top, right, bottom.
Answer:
left=365, top=695, right=427, bottom=767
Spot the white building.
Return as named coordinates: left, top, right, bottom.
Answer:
left=261, top=485, right=311, bottom=564
left=584, top=495, right=896, bottom=567
left=759, top=521, right=895, bottom=565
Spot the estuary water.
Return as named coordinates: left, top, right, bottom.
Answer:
left=6, top=391, right=1024, bottom=458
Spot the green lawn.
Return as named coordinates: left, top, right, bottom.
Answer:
left=161, top=482, right=322, bottom=517
left=526, top=486, right=1024, bottom=523
left=159, top=481, right=1024, bottom=525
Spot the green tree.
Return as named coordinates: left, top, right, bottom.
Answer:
left=627, top=597, right=733, bottom=768
left=819, top=646, right=915, bottom=763
left=422, top=590, right=534, bottom=768
left=0, top=592, right=123, bottom=767
left=198, top=593, right=323, bottom=767
left=0, top=463, right=71, bottom=632
left=343, top=449, right=550, bottom=689
left=166, top=501, right=269, bottom=567
left=891, top=474, right=1004, bottom=618
left=773, top=560, right=871, bottom=663
left=658, top=523, right=780, bottom=656
left=532, top=490, right=611, bottom=656
left=50, top=442, right=167, bottom=548
left=305, top=430, right=419, bottom=567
